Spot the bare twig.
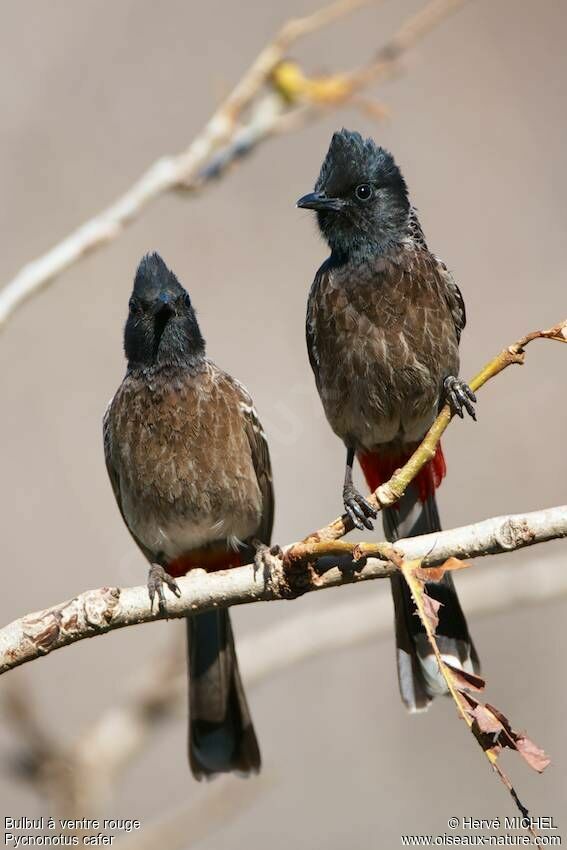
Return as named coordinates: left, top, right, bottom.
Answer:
left=0, top=0, right=469, bottom=328
left=1, top=503, right=565, bottom=677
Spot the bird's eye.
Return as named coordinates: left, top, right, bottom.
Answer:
left=129, top=297, right=144, bottom=314
left=355, top=184, right=372, bottom=201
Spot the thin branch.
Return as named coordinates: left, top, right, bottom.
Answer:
left=0, top=0, right=468, bottom=328
left=306, top=318, right=567, bottom=544
left=1, top=504, right=565, bottom=677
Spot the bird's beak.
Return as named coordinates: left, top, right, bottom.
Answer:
left=296, top=192, right=345, bottom=212
left=156, top=292, right=174, bottom=317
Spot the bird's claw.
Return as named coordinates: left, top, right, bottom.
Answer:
left=147, top=564, right=181, bottom=614
left=443, top=376, right=477, bottom=421
left=343, top=485, right=377, bottom=531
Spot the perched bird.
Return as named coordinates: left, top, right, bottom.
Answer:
left=104, top=252, right=273, bottom=776
left=297, top=129, right=479, bottom=711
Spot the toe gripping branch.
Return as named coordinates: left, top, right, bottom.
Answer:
left=147, top=564, right=182, bottom=614
left=343, top=483, right=378, bottom=531
left=443, top=376, right=477, bottom=420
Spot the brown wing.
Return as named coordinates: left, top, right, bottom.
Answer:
left=435, top=257, right=466, bottom=342
left=408, top=207, right=429, bottom=251
left=103, top=392, right=156, bottom=563
left=103, top=398, right=122, bottom=516
left=306, top=257, right=333, bottom=394
left=408, top=208, right=466, bottom=342
left=226, top=375, right=274, bottom=547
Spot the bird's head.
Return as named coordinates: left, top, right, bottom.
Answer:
left=297, top=129, right=410, bottom=258
left=124, top=252, right=205, bottom=369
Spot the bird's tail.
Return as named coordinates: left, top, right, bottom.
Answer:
left=358, top=444, right=480, bottom=712
left=187, top=609, right=260, bottom=779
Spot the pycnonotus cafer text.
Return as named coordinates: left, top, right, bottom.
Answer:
left=297, top=130, right=479, bottom=711
left=104, top=253, right=273, bottom=776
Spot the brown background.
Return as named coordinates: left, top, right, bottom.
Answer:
left=1, top=0, right=566, bottom=846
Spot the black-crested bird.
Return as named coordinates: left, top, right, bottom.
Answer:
left=104, top=252, right=274, bottom=776
left=297, top=130, right=479, bottom=711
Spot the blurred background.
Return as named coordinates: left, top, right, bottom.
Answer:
left=1, top=0, right=566, bottom=846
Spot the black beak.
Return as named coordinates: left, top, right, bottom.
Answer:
left=296, top=192, right=345, bottom=212
left=155, top=292, right=174, bottom=317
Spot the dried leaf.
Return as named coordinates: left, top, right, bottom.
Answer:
left=442, top=556, right=471, bottom=572
left=420, top=591, right=441, bottom=632
left=465, top=700, right=550, bottom=773
left=415, top=557, right=470, bottom=583
left=445, top=662, right=485, bottom=693
left=515, top=735, right=551, bottom=773
left=271, top=61, right=352, bottom=106
left=471, top=703, right=503, bottom=735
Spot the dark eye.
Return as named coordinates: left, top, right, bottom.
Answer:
left=128, top=296, right=144, bottom=315
left=355, top=184, right=372, bottom=201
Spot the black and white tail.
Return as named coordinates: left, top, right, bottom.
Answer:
left=383, top=485, right=480, bottom=712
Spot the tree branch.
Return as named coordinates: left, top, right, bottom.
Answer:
left=0, top=0, right=468, bottom=328
left=1, top=504, right=565, bottom=677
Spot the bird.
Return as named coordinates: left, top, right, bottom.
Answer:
left=297, top=129, right=479, bottom=711
left=103, top=252, right=274, bottom=777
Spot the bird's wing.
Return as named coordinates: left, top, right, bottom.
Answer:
left=435, top=258, right=467, bottom=342
left=306, top=259, right=331, bottom=393
left=408, top=207, right=429, bottom=250
left=408, top=208, right=466, bottom=342
left=103, top=391, right=155, bottom=563
left=103, top=397, right=123, bottom=516
left=226, top=375, right=274, bottom=547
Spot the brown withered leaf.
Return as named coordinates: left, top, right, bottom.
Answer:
left=415, top=557, right=470, bottom=583
left=485, top=704, right=551, bottom=773
left=470, top=702, right=504, bottom=735
left=444, top=662, right=486, bottom=693
left=420, top=591, right=442, bottom=632
left=515, top=735, right=551, bottom=773
left=464, top=698, right=550, bottom=773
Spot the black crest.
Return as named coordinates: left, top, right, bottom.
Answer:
left=316, top=129, right=406, bottom=201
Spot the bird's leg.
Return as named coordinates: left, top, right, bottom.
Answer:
left=147, top=564, right=182, bottom=614
left=343, top=446, right=377, bottom=531
left=442, top=376, right=477, bottom=420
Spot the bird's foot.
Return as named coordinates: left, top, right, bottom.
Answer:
left=343, top=484, right=377, bottom=531
left=252, top=540, right=283, bottom=580
left=443, top=376, right=477, bottom=421
left=147, top=564, right=181, bottom=614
